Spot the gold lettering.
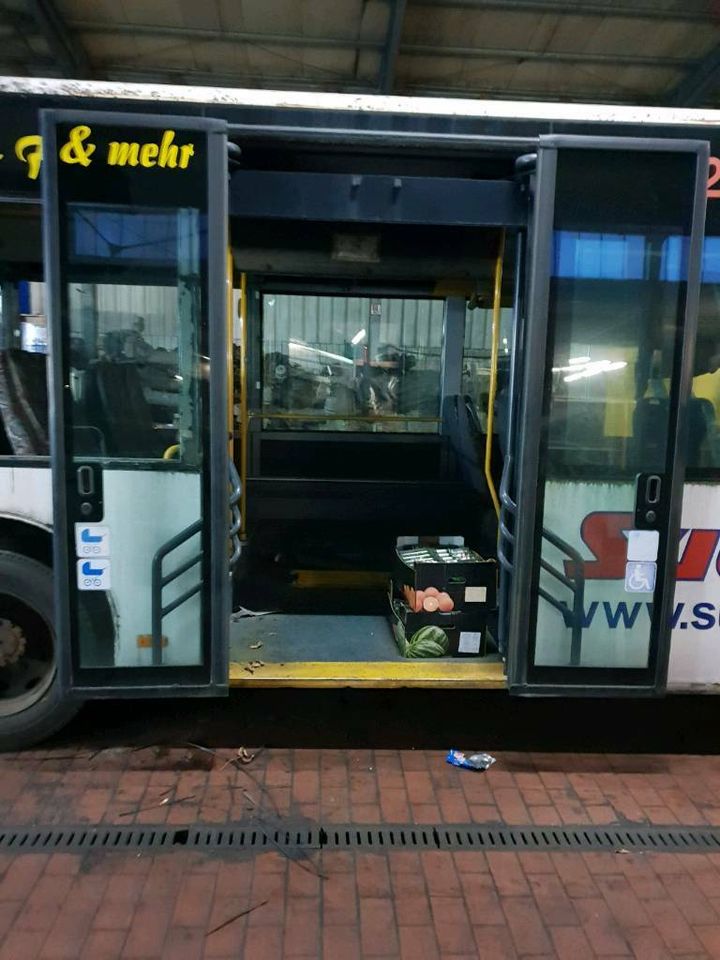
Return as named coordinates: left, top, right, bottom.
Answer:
left=15, top=134, right=42, bottom=180
left=139, top=143, right=158, bottom=167
left=107, top=141, right=140, bottom=166
left=59, top=125, right=95, bottom=166
left=178, top=143, right=195, bottom=169
left=158, top=130, right=178, bottom=168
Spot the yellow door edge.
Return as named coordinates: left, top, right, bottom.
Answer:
left=229, top=659, right=506, bottom=688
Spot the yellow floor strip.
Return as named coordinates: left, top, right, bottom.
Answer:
left=292, top=570, right=389, bottom=589
left=229, top=659, right=506, bottom=688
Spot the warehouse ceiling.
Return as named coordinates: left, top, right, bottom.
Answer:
left=1, top=0, right=720, bottom=107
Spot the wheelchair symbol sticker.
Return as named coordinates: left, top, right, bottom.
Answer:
left=74, top=524, right=110, bottom=558
left=625, top=561, right=656, bottom=593
left=76, top=558, right=111, bottom=591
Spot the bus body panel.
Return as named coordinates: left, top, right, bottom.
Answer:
left=1, top=78, right=719, bottom=695
left=0, top=467, right=718, bottom=689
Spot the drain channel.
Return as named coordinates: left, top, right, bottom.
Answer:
left=1, top=822, right=719, bottom=855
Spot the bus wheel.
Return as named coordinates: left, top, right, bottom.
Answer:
left=0, top=550, right=80, bottom=750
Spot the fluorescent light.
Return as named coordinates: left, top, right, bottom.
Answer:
left=351, top=328, right=367, bottom=346
left=288, top=338, right=353, bottom=365
left=552, top=355, right=593, bottom=373
left=564, top=360, right=627, bottom=383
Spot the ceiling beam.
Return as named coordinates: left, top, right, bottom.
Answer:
left=399, top=43, right=689, bottom=68
left=410, top=0, right=716, bottom=23
left=379, top=0, right=407, bottom=93
left=27, top=0, right=91, bottom=78
left=668, top=44, right=720, bottom=106
left=104, top=65, right=377, bottom=94
left=71, top=21, right=382, bottom=50
left=72, top=21, right=692, bottom=70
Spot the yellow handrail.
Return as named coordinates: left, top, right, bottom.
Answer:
left=484, top=230, right=506, bottom=518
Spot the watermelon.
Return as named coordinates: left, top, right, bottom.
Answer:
left=406, top=625, right=449, bottom=658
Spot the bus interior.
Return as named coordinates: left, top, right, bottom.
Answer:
left=231, top=217, right=511, bottom=681
left=2, top=132, right=720, bottom=688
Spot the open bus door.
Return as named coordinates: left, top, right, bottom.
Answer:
left=42, top=110, right=234, bottom=696
left=503, top=135, right=708, bottom=696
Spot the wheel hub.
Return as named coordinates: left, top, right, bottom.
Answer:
left=0, top=619, right=27, bottom=668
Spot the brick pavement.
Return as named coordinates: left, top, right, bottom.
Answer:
left=0, top=747, right=718, bottom=956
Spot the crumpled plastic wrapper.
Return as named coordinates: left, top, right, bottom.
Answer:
left=446, top=749, right=496, bottom=771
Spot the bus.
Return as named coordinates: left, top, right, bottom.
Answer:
left=0, top=76, right=718, bottom=748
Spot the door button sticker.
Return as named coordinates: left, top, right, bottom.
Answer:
left=74, top=524, right=110, bottom=557
left=76, top=558, right=111, bottom=591
left=625, top=561, right=656, bottom=593
left=627, top=529, right=659, bottom=562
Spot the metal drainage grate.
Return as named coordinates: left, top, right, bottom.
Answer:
left=1, top=822, right=720, bottom=855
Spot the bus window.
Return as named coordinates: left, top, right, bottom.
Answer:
left=0, top=205, right=48, bottom=459
left=539, top=230, right=690, bottom=479
left=260, top=294, right=443, bottom=433
left=64, top=205, right=205, bottom=463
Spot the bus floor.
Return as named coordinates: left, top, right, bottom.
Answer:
left=228, top=612, right=505, bottom=687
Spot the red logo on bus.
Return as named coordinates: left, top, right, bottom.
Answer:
left=572, top=513, right=720, bottom=582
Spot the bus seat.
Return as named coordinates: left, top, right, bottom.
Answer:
left=444, top=393, right=484, bottom=491
left=633, top=394, right=715, bottom=469
left=445, top=393, right=502, bottom=495
left=396, top=368, right=441, bottom=418
left=0, top=349, right=49, bottom=456
left=87, top=361, right=167, bottom=458
left=687, top=396, right=715, bottom=466
left=632, top=396, right=668, bottom=469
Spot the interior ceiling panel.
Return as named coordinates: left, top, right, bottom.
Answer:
left=2, top=0, right=720, bottom=106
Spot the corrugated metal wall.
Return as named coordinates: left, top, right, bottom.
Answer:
left=263, top=294, right=513, bottom=356
left=262, top=295, right=444, bottom=357
left=68, top=283, right=179, bottom=352
left=56, top=287, right=516, bottom=360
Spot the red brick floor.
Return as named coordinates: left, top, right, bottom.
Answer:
left=0, top=748, right=719, bottom=956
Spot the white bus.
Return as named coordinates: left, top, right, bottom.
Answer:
left=0, top=77, right=719, bottom=747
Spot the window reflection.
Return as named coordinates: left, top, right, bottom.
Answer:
left=545, top=230, right=697, bottom=477
left=64, top=204, right=204, bottom=462
left=0, top=279, right=49, bottom=456
left=260, top=294, right=443, bottom=432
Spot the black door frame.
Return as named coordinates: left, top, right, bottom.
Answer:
left=42, top=109, right=230, bottom=697
left=506, top=134, right=709, bottom=696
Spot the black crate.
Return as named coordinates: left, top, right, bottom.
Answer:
left=389, top=585, right=492, bottom=658
left=393, top=536, right=497, bottom=615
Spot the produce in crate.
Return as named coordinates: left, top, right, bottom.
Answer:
left=406, top=625, right=449, bottom=658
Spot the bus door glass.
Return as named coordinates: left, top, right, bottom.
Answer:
left=505, top=135, right=708, bottom=694
left=42, top=111, right=230, bottom=695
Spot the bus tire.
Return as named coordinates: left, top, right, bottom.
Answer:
left=0, top=550, right=80, bottom=751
